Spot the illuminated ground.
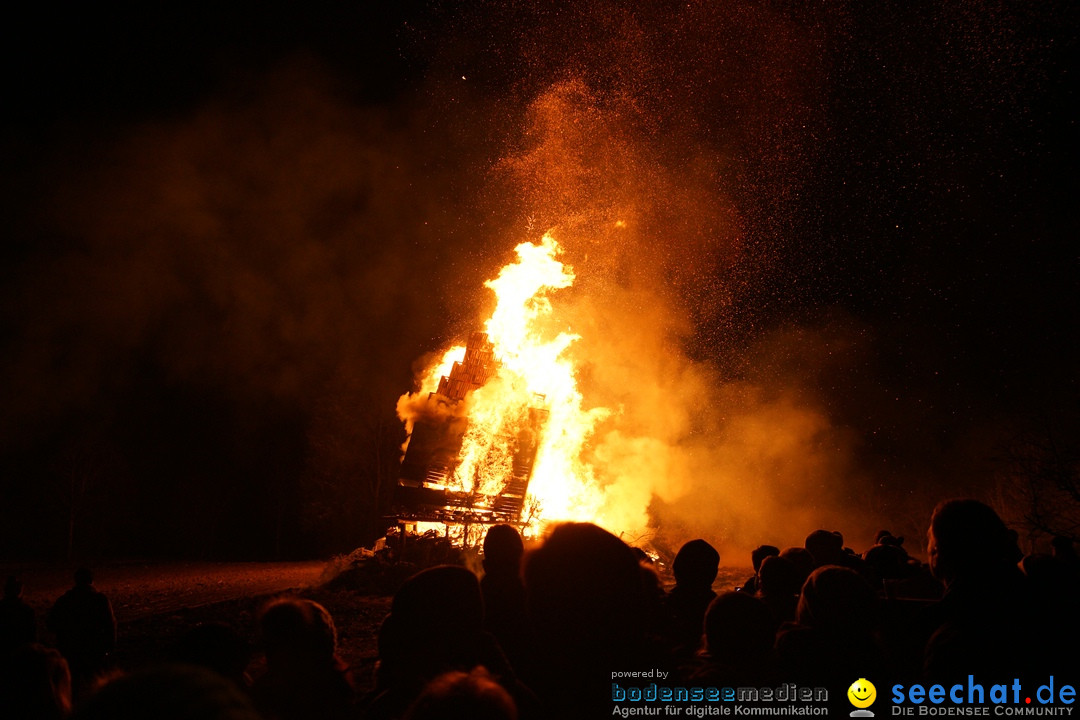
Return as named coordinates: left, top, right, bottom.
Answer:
left=12, top=561, right=326, bottom=620
left=7, top=560, right=749, bottom=694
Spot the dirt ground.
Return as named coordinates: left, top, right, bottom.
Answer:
left=5, top=560, right=391, bottom=692
left=5, top=560, right=750, bottom=696
left=10, top=561, right=327, bottom=620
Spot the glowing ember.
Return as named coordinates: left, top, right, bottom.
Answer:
left=396, top=234, right=610, bottom=534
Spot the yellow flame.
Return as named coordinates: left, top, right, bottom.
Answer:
left=401, top=234, right=611, bottom=533
left=421, top=346, right=465, bottom=395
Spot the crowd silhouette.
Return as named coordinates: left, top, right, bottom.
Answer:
left=2, top=498, right=1078, bottom=719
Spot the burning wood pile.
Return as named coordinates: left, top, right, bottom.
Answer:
left=394, top=330, right=548, bottom=526
left=393, top=235, right=610, bottom=538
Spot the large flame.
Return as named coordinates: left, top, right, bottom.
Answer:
left=399, top=234, right=611, bottom=532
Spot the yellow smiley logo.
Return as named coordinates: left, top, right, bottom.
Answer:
left=848, top=678, right=877, bottom=709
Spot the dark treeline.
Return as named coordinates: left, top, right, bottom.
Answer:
left=0, top=387, right=403, bottom=560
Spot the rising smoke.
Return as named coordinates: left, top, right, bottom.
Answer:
left=447, top=78, right=887, bottom=554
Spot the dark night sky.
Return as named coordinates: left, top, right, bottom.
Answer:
left=1, top=2, right=1076, bottom=559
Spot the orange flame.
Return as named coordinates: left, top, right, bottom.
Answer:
left=399, top=234, right=611, bottom=533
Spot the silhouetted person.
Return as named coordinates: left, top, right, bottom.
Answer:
left=637, top=555, right=667, bottom=639
left=804, top=530, right=844, bottom=568
left=778, top=547, right=814, bottom=586
left=480, top=525, right=529, bottom=670
left=755, top=555, right=800, bottom=628
left=630, top=544, right=668, bottom=621
left=1, top=575, right=36, bottom=654
left=866, top=530, right=920, bottom=587
left=251, top=597, right=352, bottom=720
left=72, top=664, right=262, bottom=720
left=741, top=545, right=779, bottom=594
left=46, top=568, right=115, bottom=695
left=688, top=591, right=777, bottom=685
left=864, top=531, right=941, bottom=601
left=367, top=565, right=534, bottom=720
left=926, top=498, right=1019, bottom=585
left=776, top=565, right=882, bottom=698
left=661, top=539, right=720, bottom=658
left=863, top=543, right=912, bottom=587
left=804, top=529, right=863, bottom=572
left=404, top=667, right=518, bottom=720
left=0, top=643, right=72, bottom=720
left=875, top=529, right=905, bottom=548
left=172, top=622, right=252, bottom=690
left=523, top=522, right=652, bottom=719
left=922, top=499, right=1045, bottom=682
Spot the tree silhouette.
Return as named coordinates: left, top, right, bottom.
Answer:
left=998, top=430, right=1080, bottom=543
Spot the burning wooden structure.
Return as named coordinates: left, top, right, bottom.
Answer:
left=393, top=331, right=548, bottom=526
